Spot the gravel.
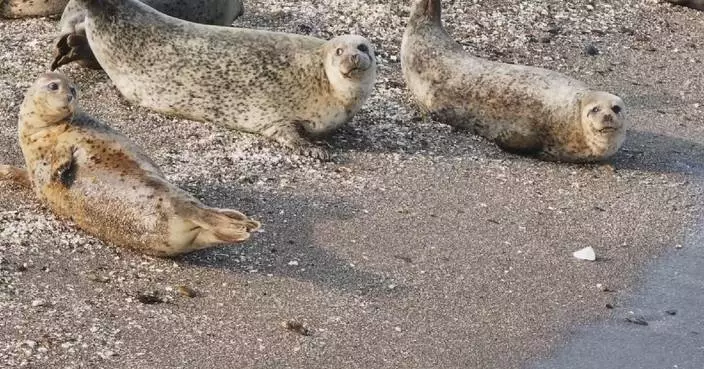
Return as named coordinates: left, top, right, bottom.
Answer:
left=1, top=0, right=704, bottom=368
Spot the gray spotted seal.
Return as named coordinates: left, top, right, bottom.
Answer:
left=401, top=0, right=627, bottom=163
left=0, top=72, right=260, bottom=257
left=70, top=0, right=377, bottom=160
left=52, top=0, right=245, bottom=70
left=1, top=0, right=69, bottom=18
left=665, top=0, right=704, bottom=11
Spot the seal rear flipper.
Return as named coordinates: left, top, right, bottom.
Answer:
left=51, top=33, right=102, bottom=71
left=178, top=206, right=260, bottom=249
left=0, top=165, right=31, bottom=189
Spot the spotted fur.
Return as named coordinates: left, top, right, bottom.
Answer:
left=52, top=0, right=245, bottom=70
left=1, top=0, right=69, bottom=18
left=1, top=72, right=260, bottom=257
left=401, top=0, right=627, bottom=163
left=73, top=0, right=377, bottom=160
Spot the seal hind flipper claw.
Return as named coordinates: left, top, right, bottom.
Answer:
left=262, top=121, right=331, bottom=161
left=181, top=206, right=261, bottom=248
left=51, top=33, right=101, bottom=71
left=0, top=165, right=31, bottom=189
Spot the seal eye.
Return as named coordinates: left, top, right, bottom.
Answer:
left=611, top=105, right=622, bottom=114
left=48, top=82, right=59, bottom=91
left=336, top=48, right=344, bottom=56
left=591, top=106, right=600, bottom=114
left=357, top=44, right=369, bottom=53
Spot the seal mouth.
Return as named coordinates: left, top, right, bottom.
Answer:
left=340, top=53, right=373, bottom=79
left=597, top=127, right=620, bottom=134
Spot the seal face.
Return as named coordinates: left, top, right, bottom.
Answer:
left=52, top=0, right=245, bottom=70
left=1, top=0, right=69, bottom=18
left=2, top=72, right=260, bottom=257
left=72, top=0, right=377, bottom=160
left=401, top=0, right=627, bottom=163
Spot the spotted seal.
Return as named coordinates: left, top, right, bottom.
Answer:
left=0, top=72, right=260, bottom=257
left=1, top=0, right=69, bottom=18
left=401, top=0, right=627, bottom=163
left=70, top=0, right=376, bottom=160
left=52, top=0, right=245, bottom=70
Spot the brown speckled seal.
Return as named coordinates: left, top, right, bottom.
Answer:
left=401, top=0, right=627, bottom=163
left=52, top=0, right=245, bottom=70
left=0, top=72, right=260, bottom=257
left=72, top=0, right=377, bottom=160
left=1, top=0, right=69, bottom=18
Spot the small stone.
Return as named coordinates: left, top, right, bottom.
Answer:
left=177, top=285, right=197, bottom=298
left=31, top=299, right=46, bottom=307
left=675, top=244, right=683, bottom=249
left=584, top=44, right=600, bottom=56
left=98, top=350, right=117, bottom=359
left=665, top=309, right=677, bottom=316
left=282, top=320, right=311, bottom=336
left=625, top=316, right=648, bottom=326
left=135, top=291, right=163, bottom=305
left=287, top=260, right=299, bottom=266
left=605, top=303, right=615, bottom=309
left=86, top=272, right=110, bottom=283
left=573, top=247, right=596, bottom=261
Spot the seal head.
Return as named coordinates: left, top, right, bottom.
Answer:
left=22, top=73, right=78, bottom=127
left=323, top=35, right=377, bottom=98
left=580, top=91, right=626, bottom=157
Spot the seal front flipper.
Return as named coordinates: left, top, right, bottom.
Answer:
left=49, top=145, right=77, bottom=186
left=0, top=165, right=31, bottom=189
left=494, top=129, right=543, bottom=156
left=261, top=121, right=331, bottom=161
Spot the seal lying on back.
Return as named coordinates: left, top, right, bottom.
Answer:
left=401, top=0, right=626, bottom=163
left=0, top=72, right=260, bottom=257
left=52, top=0, right=245, bottom=70
left=1, top=0, right=69, bottom=18
left=72, top=0, right=377, bottom=160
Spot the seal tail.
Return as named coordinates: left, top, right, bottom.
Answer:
left=51, top=33, right=102, bottom=71
left=188, top=207, right=261, bottom=246
left=0, top=165, right=31, bottom=189
left=411, top=0, right=442, bottom=24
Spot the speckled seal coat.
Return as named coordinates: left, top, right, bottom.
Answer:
left=73, top=0, right=377, bottom=160
left=665, top=0, right=704, bottom=10
left=1, top=0, right=69, bottom=18
left=52, top=0, right=245, bottom=70
left=0, top=73, right=260, bottom=257
left=401, top=0, right=627, bottom=163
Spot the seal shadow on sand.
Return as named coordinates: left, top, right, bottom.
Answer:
left=611, top=130, right=704, bottom=176
left=177, top=184, right=406, bottom=299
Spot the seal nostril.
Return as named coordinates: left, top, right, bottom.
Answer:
left=351, top=54, right=359, bottom=63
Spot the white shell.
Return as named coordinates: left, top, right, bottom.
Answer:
left=573, top=247, right=596, bottom=261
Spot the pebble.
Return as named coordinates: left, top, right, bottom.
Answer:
left=31, top=299, right=46, bottom=307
